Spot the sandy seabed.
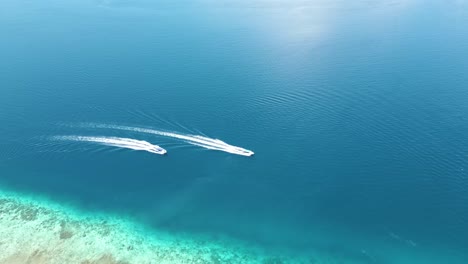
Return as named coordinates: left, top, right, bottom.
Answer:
left=0, top=190, right=320, bottom=264
left=1, top=189, right=466, bottom=264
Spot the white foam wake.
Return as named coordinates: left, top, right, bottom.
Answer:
left=52, top=136, right=167, bottom=155
left=83, top=124, right=254, bottom=156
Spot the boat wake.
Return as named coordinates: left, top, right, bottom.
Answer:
left=82, top=124, right=254, bottom=156
left=51, top=136, right=167, bottom=155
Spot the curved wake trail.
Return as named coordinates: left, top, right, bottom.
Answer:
left=52, top=136, right=167, bottom=155
left=83, top=124, right=254, bottom=156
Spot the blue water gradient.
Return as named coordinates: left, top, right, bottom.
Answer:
left=1, top=0, right=468, bottom=262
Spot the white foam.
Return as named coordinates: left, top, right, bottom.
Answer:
left=52, top=136, right=167, bottom=155
left=83, top=124, right=254, bottom=156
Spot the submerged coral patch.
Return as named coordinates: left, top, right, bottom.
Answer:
left=0, top=190, right=312, bottom=264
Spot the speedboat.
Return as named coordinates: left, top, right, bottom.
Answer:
left=148, top=145, right=167, bottom=155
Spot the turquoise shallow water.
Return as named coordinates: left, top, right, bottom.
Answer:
left=1, top=0, right=468, bottom=263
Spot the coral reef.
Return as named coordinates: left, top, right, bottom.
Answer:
left=0, top=191, right=313, bottom=264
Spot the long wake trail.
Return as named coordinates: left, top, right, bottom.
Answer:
left=52, top=136, right=167, bottom=155
left=82, top=124, right=254, bottom=156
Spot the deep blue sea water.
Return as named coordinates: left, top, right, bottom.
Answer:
left=1, top=0, right=468, bottom=262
